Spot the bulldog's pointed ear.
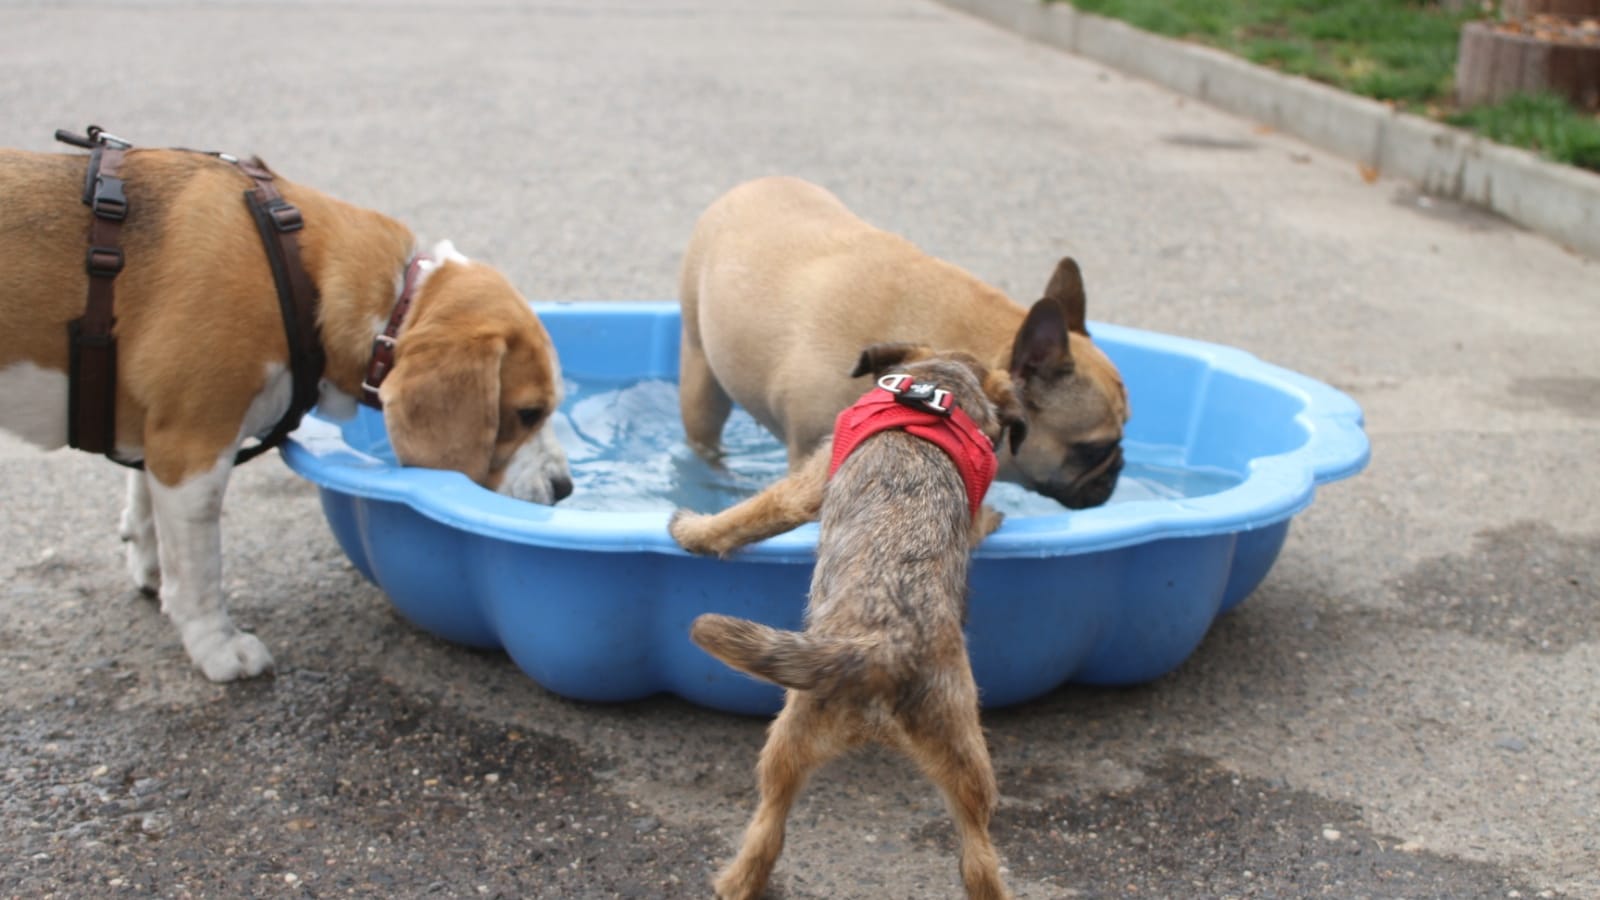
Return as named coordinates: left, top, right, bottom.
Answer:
left=1042, top=256, right=1090, bottom=337
left=851, top=342, right=931, bottom=378
left=1009, top=296, right=1075, bottom=384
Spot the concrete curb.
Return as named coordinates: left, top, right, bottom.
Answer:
left=934, top=0, right=1600, bottom=259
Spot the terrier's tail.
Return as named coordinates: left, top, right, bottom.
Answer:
left=690, top=613, right=872, bottom=693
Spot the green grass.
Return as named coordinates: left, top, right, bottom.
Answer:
left=1054, top=0, right=1600, bottom=171
left=1449, top=92, right=1600, bottom=170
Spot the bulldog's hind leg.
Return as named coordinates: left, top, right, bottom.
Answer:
left=678, top=316, right=735, bottom=461
left=147, top=454, right=273, bottom=681
left=119, top=470, right=160, bottom=595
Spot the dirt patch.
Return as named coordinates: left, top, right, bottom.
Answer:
left=922, top=752, right=1561, bottom=898
left=1392, top=521, right=1600, bottom=653
left=0, top=667, right=724, bottom=899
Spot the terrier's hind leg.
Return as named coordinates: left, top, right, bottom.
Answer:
left=904, top=678, right=1011, bottom=900
left=714, top=695, right=844, bottom=900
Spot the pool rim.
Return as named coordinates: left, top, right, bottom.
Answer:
left=281, top=300, right=1370, bottom=563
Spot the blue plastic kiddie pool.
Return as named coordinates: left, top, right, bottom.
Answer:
left=282, top=301, right=1369, bottom=715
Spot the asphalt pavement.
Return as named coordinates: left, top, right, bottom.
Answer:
left=2, top=2, right=1597, bottom=898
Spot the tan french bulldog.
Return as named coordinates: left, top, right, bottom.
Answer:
left=670, top=176, right=1129, bottom=556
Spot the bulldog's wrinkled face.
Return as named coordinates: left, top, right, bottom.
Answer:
left=379, top=258, right=572, bottom=505
left=1001, top=258, right=1129, bottom=509
left=1005, top=332, right=1127, bottom=508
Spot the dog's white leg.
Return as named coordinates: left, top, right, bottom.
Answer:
left=119, top=470, right=160, bottom=595
left=147, top=455, right=272, bottom=681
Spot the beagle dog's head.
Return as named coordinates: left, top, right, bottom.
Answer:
left=378, top=253, right=572, bottom=505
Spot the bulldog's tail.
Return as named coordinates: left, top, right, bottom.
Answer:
left=690, top=613, right=873, bottom=693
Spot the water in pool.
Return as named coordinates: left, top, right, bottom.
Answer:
left=553, top=378, right=1240, bottom=515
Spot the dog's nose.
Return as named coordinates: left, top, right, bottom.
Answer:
left=550, top=474, right=574, bottom=503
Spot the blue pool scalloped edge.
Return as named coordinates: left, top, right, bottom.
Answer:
left=282, top=301, right=1370, bottom=715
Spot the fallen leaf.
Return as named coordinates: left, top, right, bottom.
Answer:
left=1358, top=164, right=1380, bottom=184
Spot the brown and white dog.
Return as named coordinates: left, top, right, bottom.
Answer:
left=0, top=146, right=571, bottom=681
left=671, top=176, right=1129, bottom=556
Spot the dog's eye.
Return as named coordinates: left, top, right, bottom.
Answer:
left=517, top=406, right=546, bottom=428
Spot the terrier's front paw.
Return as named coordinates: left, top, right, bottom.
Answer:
left=971, top=504, right=1005, bottom=547
left=668, top=509, right=734, bottom=558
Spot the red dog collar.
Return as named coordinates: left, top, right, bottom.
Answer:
left=828, top=374, right=998, bottom=520
left=360, top=252, right=432, bottom=409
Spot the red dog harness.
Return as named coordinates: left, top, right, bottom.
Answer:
left=828, top=374, right=998, bottom=520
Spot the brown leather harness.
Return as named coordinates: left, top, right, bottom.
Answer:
left=56, top=126, right=325, bottom=468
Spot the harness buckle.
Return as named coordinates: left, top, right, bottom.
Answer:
left=361, top=334, right=398, bottom=404
left=86, top=245, right=125, bottom=277
left=87, top=126, right=132, bottom=150
left=90, top=175, right=128, bottom=221
left=262, top=197, right=303, bottom=232
left=877, top=373, right=954, bottom=417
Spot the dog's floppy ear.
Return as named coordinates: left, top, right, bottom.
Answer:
left=851, top=342, right=932, bottom=378
left=983, top=369, right=1030, bottom=454
left=381, top=333, right=505, bottom=485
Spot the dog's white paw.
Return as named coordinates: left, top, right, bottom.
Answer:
left=182, top=621, right=274, bottom=682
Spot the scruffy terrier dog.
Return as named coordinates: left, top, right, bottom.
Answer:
left=684, top=344, right=1025, bottom=900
